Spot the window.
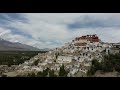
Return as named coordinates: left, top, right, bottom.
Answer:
left=87, top=47, right=89, bottom=50
left=108, top=50, right=110, bottom=54
left=90, top=55, right=91, bottom=58
left=83, top=53, right=85, bottom=56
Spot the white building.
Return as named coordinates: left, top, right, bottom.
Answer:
left=31, top=66, right=43, bottom=72
left=79, top=68, right=88, bottom=73
left=70, top=68, right=78, bottom=75
left=23, top=65, right=30, bottom=69
left=57, top=55, right=73, bottom=63
left=24, top=61, right=29, bottom=65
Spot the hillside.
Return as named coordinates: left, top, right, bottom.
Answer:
left=0, top=38, right=40, bottom=51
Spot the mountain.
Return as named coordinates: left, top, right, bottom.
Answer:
left=39, top=48, right=50, bottom=51
left=0, top=38, right=40, bottom=51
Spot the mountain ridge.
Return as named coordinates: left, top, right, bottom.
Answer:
left=0, top=38, right=41, bottom=51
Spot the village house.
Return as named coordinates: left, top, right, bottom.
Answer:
left=31, top=66, right=43, bottom=72
left=106, top=47, right=120, bottom=55
left=57, top=55, right=73, bottom=63
left=69, top=68, right=79, bottom=76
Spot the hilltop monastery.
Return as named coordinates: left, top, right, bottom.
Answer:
left=16, top=34, right=120, bottom=77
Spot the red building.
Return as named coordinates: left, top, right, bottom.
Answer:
left=74, top=43, right=87, bottom=46
left=74, top=34, right=100, bottom=46
left=75, top=34, right=99, bottom=42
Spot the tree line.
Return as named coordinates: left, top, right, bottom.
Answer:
left=17, top=65, right=69, bottom=77
left=0, top=51, right=41, bottom=66
left=87, top=53, right=120, bottom=76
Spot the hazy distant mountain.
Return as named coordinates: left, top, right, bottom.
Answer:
left=39, top=48, right=50, bottom=51
left=0, top=38, right=40, bottom=51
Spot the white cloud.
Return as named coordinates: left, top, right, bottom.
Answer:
left=0, top=28, right=11, bottom=36
left=0, top=13, right=120, bottom=49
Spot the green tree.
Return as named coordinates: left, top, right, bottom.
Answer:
left=31, top=72, right=36, bottom=77
left=115, top=63, right=120, bottom=72
left=59, top=65, right=68, bottom=77
left=1, top=74, right=7, bottom=77
left=33, top=60, right=39, bottom=66
left=8, top=63, right=11, bottom=67
left=56, top=54, right=58, bottom=59
left=49, top=70, right=57, bottom=77
left=54, top=60, right=56, bottom=62
left=27, top=72, right=36, bottom=77
left=87, top=65, right=96, bottom=76
left=42, top=68, right=49, bottom=77
left=88, top=53, right=120, bottom=76
left=37, top=71, right=42, bottom=77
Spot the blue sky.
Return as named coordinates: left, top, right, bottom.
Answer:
left=0, top=13, right=120, bottom=49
